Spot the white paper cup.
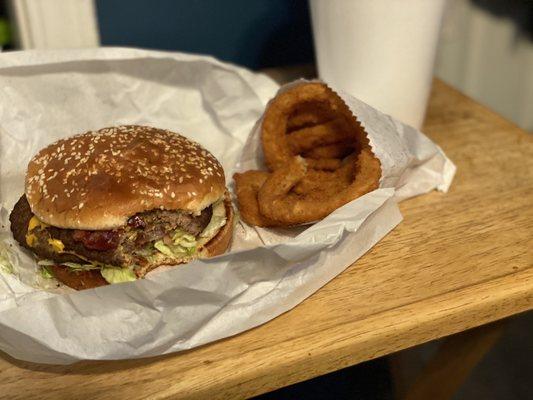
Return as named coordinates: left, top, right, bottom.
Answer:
left=310, top=0, right=447, bottom=129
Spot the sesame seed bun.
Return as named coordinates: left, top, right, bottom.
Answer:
left=25, top=125, right=226, bottom=230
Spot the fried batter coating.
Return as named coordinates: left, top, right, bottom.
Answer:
left=233, top=170, right=279, bottom=227
left=287, top=118, right=354, bottom=154
left=262, top=82, right=365, bottom=171
left=304, top=142, right=354, bottom=159
left=258, top=149, right=381, bottom=225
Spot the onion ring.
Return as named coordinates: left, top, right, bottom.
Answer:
left=304, top=142, right=354, bottom=159
left=235, top=82, right=380, bottom=227
left=292, top=156, right=356, bottom=198
left=286, top=102, right=334, bottom=132
left=233, top=170, right=279, bottom=227
left=287, top=118, right=354, bottom=154
left=261, top=82, right=367, bottom=171
left=258, top=148, right=381, bottom=225
left=305, top=158, right=343, bottom=171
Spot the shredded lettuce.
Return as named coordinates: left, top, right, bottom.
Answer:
left=36, top=260, right=55, bottom=279
left=37, top=259, right=55, bottom=266
left=61, top=262, right=101, bottom=271
left=38, top=260, right=101, bottom=272
left=37, top=259, right=136, bottom=284
left=154, top=240, right=195, bottom=258
left=40, top=266, right=53, bottom=279
left=100, top=266, right=136, bottom=284
left=154, top=228, right=198, bottom=259
left=172, top=229, right=196, bottom=247
left=154, top=241, right=175, bottom=257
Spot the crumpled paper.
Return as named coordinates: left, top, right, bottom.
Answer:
left=0, top=48, right=455, bottom=364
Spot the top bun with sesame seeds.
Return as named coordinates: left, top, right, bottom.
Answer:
left=24, top=125, right=227, bottom=230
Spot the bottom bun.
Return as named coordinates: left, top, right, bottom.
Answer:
left=50, top=197, right=234, bottom=290
left=48, top=265, right=108, bottom=291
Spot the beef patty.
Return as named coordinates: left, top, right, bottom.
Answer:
left=9, top=195, right=212, bottom=266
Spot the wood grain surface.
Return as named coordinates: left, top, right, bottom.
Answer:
left=0, top=80, right=531, bottom=400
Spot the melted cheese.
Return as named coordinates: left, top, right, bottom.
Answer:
left=26, top=233, right=37, bottom=247
left=28, top=216, right=48, bottom=232
left=47, top=238, right=64, bottom=253
left=26, top=215, right=61, bottom=251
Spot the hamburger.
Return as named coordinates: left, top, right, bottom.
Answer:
left=9, top=125, right=234, bottom=290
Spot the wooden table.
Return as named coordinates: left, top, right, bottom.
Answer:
left=1, top=79, right=532, bottom=399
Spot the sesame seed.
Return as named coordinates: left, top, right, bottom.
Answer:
left=25, top=125, right=224, bottom=213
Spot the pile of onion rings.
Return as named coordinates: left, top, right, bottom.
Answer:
left=234, top=82, right=381, bottom=227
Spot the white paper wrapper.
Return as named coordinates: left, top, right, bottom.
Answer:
left=0, top=48, right=455, bottom=364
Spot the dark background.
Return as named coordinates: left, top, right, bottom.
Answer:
left=96, top=0, right=315, bottom=70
